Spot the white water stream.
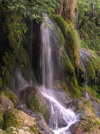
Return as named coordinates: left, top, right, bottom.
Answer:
left=39, top=15, right=79, bottom=134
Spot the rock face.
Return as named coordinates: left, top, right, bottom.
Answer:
left=68, top=97, right=100, bottom=134
left=20, top=86, right=50, bottom=121
left=4, top=108, right=41, bottom=134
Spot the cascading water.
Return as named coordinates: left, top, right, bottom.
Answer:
left=40, top=15, right=53, bottom=88
left=39, top=15, right=79, bottom=134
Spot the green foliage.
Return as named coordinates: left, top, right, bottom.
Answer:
left=1, top=0, right=59, bottom=19
left=0, top=0, right=59, bottom=46
left=77, top=0, right=100, bottom=51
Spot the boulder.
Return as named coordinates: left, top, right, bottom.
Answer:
left=4, top=108, right=41, bottom=134
left=20, top=86, right=50, bottom=121
left=1, top=86, right=19, bottom=106
left=0, top=93, right=14, bottom=111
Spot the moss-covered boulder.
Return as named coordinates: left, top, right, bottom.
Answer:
left=68, top=97, right=100, bottom=134
left=0, top=93, right=14, bottom=111
left=20, top=86, right=50, bottom=121
left=4, top=108, right=41, bottom=134
left=1, top=87, right=19, bottom=106
left=0, top=105, right=4, bottom=129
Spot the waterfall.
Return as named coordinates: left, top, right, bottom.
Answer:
left=39, top=15, right=79, bottom=134
left=40, top=15, right=53, bottom=88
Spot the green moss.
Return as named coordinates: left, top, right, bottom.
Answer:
left=69, top=79, right=81, bottom=98
left=56, top=24, right=65, bottom=45
left=83, top=100, right=90, bottom=105
left=86, top=60, right=96, bottom=80
left=2, top=87, right=19, bottom=106
left=0, top=77, right=3, bottom=88
left=4, top=71, right=13, bottom=90
left=30, top=125, right=40, bottom=134
left=17, top=46, right=29, bottom=68
left=25, top=88, right=50, bottom=121
left=61, top=47, right=75, bottom=73
left=84, top=126, right=90, bottom=132
left=5, top=127, right=14, bottom=134
left=54, top=15, right=68, bottom=37
left=65, top=28, right=80, bottom=68
left=4, top=109, right=23, bottom=129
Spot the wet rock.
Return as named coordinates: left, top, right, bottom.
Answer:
left=20, top=86, right=50, bottom=121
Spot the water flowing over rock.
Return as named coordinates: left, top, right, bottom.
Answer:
left=20, top=86, right=50, bottom=121
left=39, top=15, right=79, bottom=134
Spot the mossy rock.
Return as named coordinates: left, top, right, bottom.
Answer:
left=4, top=108, right=41, bottom=133
left=59, top=46, right=75, bottom=74
left=4, top=71, right=13, bottom=90
left=65, top=28, right=80, bottom=68
left=0, top=93, right=14, bottom=111
left=20, top=86, right=50, bottom=121
left=0, top=105, right=4, bottom=129
left=69, top=76, right=82, bottom=98
left=17, top=46, right=29, bottom=68
left=86, top=59, right=96, bottom=80
left=1, top=87, right=19, bottom=106
left=54, top=15, right=68, bottom=37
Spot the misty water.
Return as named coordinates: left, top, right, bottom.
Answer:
left=39, top=15, right=79, bottom=134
